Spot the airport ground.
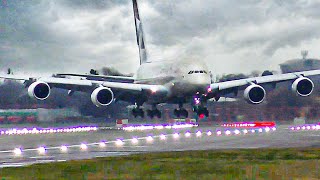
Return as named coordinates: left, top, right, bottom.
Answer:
left=0, top=121, right=318, bottom=179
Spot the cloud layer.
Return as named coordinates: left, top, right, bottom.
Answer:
left=1, top=0, right=320, bottom=76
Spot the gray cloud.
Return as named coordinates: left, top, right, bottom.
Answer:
left=1, top=0, right=320, bottom=76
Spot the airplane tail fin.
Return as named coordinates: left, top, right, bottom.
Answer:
left=132, top=0, right=148, bottom=64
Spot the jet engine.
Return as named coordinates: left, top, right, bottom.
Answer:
left=91, top=87, right=114, bottom=107
left=292, top=77, right=314, bottom=97
left=243, top=84, right=266, bottom=104
left=28, top=81, right=51, bottom=100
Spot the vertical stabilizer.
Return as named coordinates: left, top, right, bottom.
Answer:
left=132, top=0, right=148, bottom=64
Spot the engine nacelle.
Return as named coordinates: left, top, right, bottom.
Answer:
left=292, top=77, right=314, bottom=97
left=91, top=87, right=114, bottom=107
left=27, top=81, right=51, bottom=100
left=243, top=84, right=266, bottom=104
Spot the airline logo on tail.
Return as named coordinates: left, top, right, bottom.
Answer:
left=132, top=0, right=148, bottom=64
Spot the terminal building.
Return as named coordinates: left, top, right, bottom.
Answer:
left=279, top=51, right=320, bottom=73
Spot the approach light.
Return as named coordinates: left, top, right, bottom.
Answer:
left=196, top=131, right=202, bottom=137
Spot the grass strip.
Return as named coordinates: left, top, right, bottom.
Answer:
left=0, top=148, right=319, bottom=180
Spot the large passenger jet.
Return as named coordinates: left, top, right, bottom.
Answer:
left=1, top=0, right=320, bottom=118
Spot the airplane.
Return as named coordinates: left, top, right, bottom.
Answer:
left=1, top=0, right=320, bottom=119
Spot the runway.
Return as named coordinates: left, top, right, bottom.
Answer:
left=0, top=124, right=319, bottom=168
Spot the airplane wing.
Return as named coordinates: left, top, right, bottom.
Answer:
left=0, top=74, right=168, bottom=106
left=209, top=69, right=320, bottom=103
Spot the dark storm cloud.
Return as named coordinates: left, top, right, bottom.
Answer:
left=1, top=0, right=320, bottom=75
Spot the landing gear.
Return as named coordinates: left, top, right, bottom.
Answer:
left=193, top=106, right=209, bottom=118
left=173, top=103, right=188, bottom=118
left=147, top=109, right=161, bottom=118
left=146, top=104, right=162, bottom=119
left=173, top=108, right=188, bottom=118
left=132, top=108, right=144, bottom=118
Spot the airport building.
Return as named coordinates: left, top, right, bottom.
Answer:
left=280, top=51, right=320, bottom=73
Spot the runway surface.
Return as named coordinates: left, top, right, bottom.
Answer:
left=0, top=124, right=319, bottom=168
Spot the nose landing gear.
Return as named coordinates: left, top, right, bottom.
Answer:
left=193, top=106, right=209, bottom=118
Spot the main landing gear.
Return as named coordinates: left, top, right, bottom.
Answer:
left=173, top=103, right=189, bottom=118
left=132, top=107, right=144, bottom=118
left=132, top=104, right=162, bottom=119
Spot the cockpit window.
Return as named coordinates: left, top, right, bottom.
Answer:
left=200, top=71, right=203, bottom=73
left=195, top=70, right=199, bottom=73
left=203, top=71, right=207, bottom=74
left=188, top=71, right=193, bottom=74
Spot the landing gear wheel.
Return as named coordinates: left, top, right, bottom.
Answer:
left=181, top=109, right=188, bottom=118
left=155, top=109, right=161, bottom=118
left=132, top=108, right=144, bottom=118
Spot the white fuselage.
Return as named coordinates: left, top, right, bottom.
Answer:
left=134, top=59, right=212, bottom=104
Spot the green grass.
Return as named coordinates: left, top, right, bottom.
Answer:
left=0, top=148, right=319, bottom=180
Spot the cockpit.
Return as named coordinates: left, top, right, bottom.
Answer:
left=188, top=70, right=208, bottom=74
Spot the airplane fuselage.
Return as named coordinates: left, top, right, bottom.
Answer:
left=134, top=59, right=212, bottom=105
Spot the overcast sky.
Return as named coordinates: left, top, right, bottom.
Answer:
left=1, top=0, right=320, bottom=76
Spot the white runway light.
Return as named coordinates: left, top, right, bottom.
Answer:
left=160, top=134, right=166, bottom=140
left=99, top=142, right=106, bottom=148
left=243, top=129, right=248, bottom=134
left=37, top=146, right=46, bottom=155
left=80, top=143, right=88, bottom=151
left=234, top=129, right=240, bottom=135
left=258, top=128, right=263, bottom=133
left=251, top=129, right=255, bottom=133
left=116, top=139, right=124, bottom=146
left=196, top=131, right=202, bottom=137
left=131, top=138, right=138, bottom=144
left=173, top=133, right=179, bottom=139
left=13, top=148, right=22, bottom=156
left=60, top=145, right=68, bottom=153
left=146, top=136, right=154, bottom=142
left=185, top=132, right=191, bottom=137
left=225, top=130, right=231, bottom=135
left=265, top=127, right=270, bottom=132
left=206, top=131, right=212, bottom=136
left=216, top=130, right=222, bottom=136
